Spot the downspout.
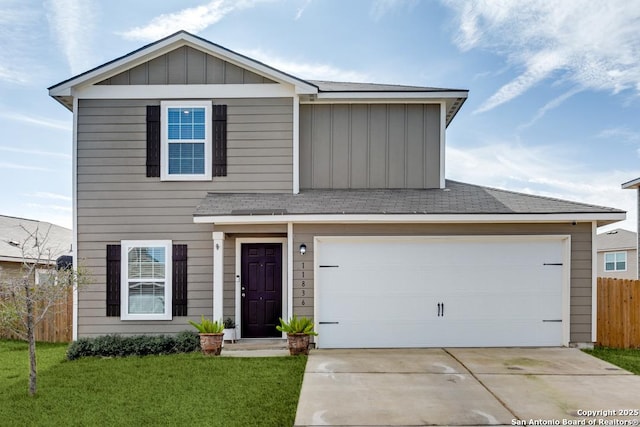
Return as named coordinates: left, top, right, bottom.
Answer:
left=72, top=95, right=79, bottom=341
left=293, top=95, right=300, bottom=194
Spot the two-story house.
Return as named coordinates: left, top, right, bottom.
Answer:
left=49, top=31, right=624, bottom=348
left=596, top=228, right=638, bottom=280
left=622, top=177, right=640, bottom=279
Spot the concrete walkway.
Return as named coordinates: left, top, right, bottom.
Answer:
left=294, top=348, right=640, bottom=426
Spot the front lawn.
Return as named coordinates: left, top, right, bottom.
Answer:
left=0, top=340, right=307, bottom=426
left=583, top=347, right=640, bottom=374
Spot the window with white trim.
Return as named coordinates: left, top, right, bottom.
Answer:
left=121, top=240, right=172, bottom=320
left=36, top=268, right=56, bottom=286
left=161, top=101, right=211, bottom=181
left=604, top=251, right=627, bottom=272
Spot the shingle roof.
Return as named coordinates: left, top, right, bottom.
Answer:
left=194, top=180, right=624, bottom=219
left=0, top=215, right=72, bottom=263
left=597, top=228, right=638, bottom=251
left=308, top=80, right=466, bottom=93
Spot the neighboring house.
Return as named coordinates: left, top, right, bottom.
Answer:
left=596, top=229, right=638, bottom=279
left=622, top=177, right=640, bottom=279
left=48, top=31, right=625, bottom=348
left=0, top=215, right=72, bottom=282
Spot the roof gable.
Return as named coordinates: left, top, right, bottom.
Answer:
left=96, top=45, right=278, bottom=86
left=49, top=30, right=319, bottom=109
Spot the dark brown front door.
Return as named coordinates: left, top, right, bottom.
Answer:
left=241, top=243, right=282, bottom=338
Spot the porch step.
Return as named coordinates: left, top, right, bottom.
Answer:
left=223, top=339, right=287, bottom=351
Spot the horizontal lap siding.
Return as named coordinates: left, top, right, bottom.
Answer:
left=292, top=222, right=593, bottom=344
left=76, top=98, right=293, bottom=337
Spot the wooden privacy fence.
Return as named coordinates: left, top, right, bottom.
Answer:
left=597, top=277, right=640, bottom=348
left=1, top=288, right=73, bottom=343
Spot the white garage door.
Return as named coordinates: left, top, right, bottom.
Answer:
left=315, top=236, right=568, bottom=348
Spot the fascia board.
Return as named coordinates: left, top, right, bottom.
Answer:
left=311, top=91, right=469, bottom=101
left=73, top=83, right=296, bottom=99
left=621, top=177, right=640, bottom=189
left=193, top=212, right=626, bottom=225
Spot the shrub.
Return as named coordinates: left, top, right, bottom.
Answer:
left=66, top=331, right=200, bottom=360
left=174, top=330, right=201, bottom=353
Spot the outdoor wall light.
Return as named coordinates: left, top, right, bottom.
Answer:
left=299, top=244, right=307, bottom=255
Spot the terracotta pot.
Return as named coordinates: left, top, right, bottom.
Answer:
left=287, top=333, right=311, bottom=356
left=199, top=333, right=224, bottom=356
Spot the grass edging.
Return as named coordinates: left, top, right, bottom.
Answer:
left=0, top=339, right=307, bottom=426
left=583, top=347, right=640, bottom=374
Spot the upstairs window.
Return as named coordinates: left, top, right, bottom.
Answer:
left=604, top=251, right=627, bottom=272
left=161, top=101, right=211, bottom=181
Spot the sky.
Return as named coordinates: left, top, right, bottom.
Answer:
left=1, top=0, right=639, bottom=233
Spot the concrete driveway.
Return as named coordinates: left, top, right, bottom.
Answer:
left=294, top=348, right=640, bottom=426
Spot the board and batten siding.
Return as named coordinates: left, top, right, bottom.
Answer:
left=97, top=46, right=276, bottom=86
left=299, top=104, right=441, bottom=189
left=291, top=222, right=594, bottom=344
left=76, top=97, right=292, bottom=337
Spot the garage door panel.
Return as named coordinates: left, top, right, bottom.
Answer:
left=316, top=236, right=566, bottom=348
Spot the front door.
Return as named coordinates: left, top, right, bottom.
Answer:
left=241, top=243, right=283, bottom=338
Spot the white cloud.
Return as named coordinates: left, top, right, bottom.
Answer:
left=120, top=0, right=272, bottom=41
left=242, top=49, right=370, bottom=82
left=28, top=192, right=72, bottom=202
left=0, top=1, right=42, bottom=84
left=443, top=0, right=640, bottom=113
left=597, top=127, right=640, bottom=143
left=295, top=0, right=312, bottom=20
left=446, top=142, right=638, bottom=232
left=0, top=111, right=71, bottom=132
left=370, top=0, right=417, bottom=22
left=0, top=162, right=54, bottom=172
left=26, top=203, right=72, bottom=213
left=0, top=146, right=71, bottom=159
left=518, top=87, right=582, bottom=130
left=46, top=0, right=98, bottom=75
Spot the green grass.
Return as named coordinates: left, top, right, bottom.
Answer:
left=583, top=347, right=640, bottom=374
left=0, top=340, right=307, bottom=426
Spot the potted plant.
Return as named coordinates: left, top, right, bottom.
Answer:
left=188, top=316, right=225, bottom=356
left=276, top=315, right=318, bottom=356
left=223, top=317, right=237, bottom=343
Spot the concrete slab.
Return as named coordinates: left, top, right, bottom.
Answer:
left=220, top=349, right=289, bottom=357
left=295, top=348, right=640, bottom=426
left=479, top=374, right=640, bottom=422
left=296, top=349, right=514, bottom=426
left=305, top=348, right=467, bottom=374
left=447, top=347, right=632, bottom=375
left=295, top=371, right=514, bottom=426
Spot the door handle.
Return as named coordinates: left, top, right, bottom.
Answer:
left=442, top=302, right=444, bottom=317
left=437, top=303, right=441, bottom=317
left=437, top=302, right=445, bottom=317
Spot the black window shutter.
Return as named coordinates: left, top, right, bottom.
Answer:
left=106, top=245, right=121, bottom=317
left=146, top=105, right=161, bottom=177
left=172, top=244, right=188, bottom=316
left=212, top=104, right=227, bottom=177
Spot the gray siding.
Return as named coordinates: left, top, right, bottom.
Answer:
left=300, top=104, right=441, bottom=189
left=76, top=97, right=292, bottom=337
left=98, top=46, right=276, bottom=85
left=291, top=222, right=594, bottom=345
